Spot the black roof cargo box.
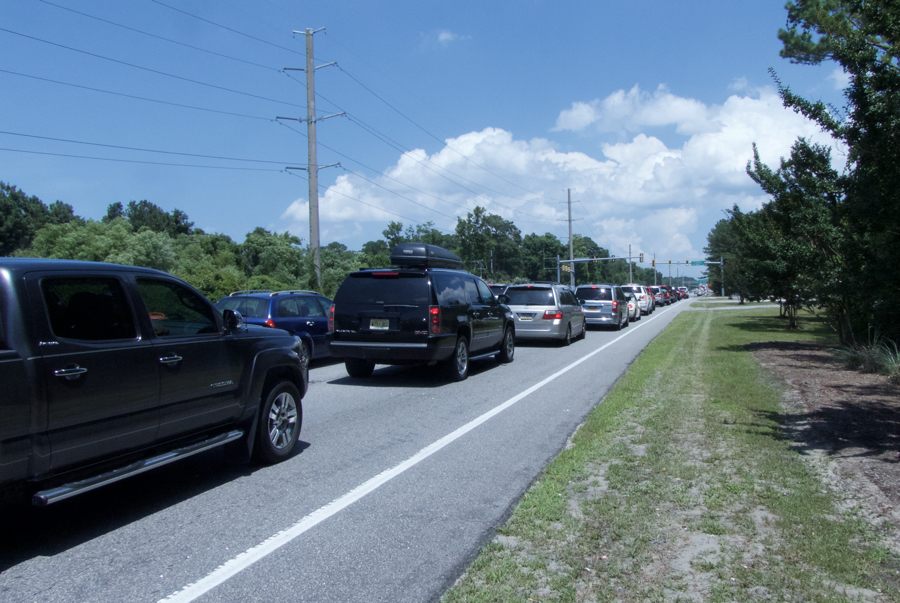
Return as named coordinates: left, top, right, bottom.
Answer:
left=390, top=243, right=463, bottom=269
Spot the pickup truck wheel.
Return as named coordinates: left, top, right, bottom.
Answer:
left=254, top=381, right=302, bottom=464
left=345, top=359, right=375, bottom=378
left=445, top=336, right=469, bottom=381
left=497, top=327, right=515, bottom=363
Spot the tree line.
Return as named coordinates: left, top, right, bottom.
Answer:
left=704, top=0, right=900, bottom=344
left=1, top=183, right=668, bottom=302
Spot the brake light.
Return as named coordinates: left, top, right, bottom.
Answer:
left=328, top=304, right=335, bottom=332
left=265, top=319, right=275, bottom=328
left=612, top=301, right=618, bottom=311
left=429, top=305, right=442, bottom=334
left=542, top=311, right=563, bottom=320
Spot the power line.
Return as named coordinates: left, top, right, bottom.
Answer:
left=0, top=131, right=292, bottom=165
left=150, top=0, right=305, bottom=57
left=0, top=68, right=275, bottom=121
left=0, top=148, right=281, bottom=171
left=37, top=0, right=282, bottom=72
left=0, top=28, right=302, bottom=109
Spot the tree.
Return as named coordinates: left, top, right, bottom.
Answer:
left=455, top=207, right=522, bottom=280
left=1, top=183, right=80, bottom=255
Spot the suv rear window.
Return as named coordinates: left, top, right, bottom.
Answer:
left=505, top=287, right=554, bottom=305
left=335, top=272, right=429, bottom=305
left=576, top=287, right=613, bottom=301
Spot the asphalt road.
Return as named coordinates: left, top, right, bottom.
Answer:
left=0, top=301, right=688, bottom=603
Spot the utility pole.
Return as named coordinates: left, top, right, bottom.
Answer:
left=628, top=244, right=633, bottom=283
left=653, top=254, right=657, bottom=285
left=279, top=28, right=342, bottom=289
left=567, top=189, right=574, bottom=287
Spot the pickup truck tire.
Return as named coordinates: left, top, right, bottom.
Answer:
left=444, top=336, right=469, bottom=382
left=253, top=381, right=302, bottom=464
left=497, top=327, right=515, bottom=364
left=345, top=359, right=375, bottom=378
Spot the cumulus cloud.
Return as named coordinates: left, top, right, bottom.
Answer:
left=828, top=66, right=851, bottom=90
left=420, top=29, right=470, bottom=49
left=280, top=85, right=839, bottom=261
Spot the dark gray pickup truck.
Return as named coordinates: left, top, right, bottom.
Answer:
left=0, top=258, right=307, bottom=506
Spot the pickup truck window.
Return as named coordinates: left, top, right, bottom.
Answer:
left=41, top=278, right=136, bottom=340
left=136, top=278, right=218, bottom=337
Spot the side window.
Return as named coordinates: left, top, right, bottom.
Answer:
left=433, top=274, right=466, bottom=306
left=475, top=279, right=494, bottom=304
left=277, top=298, right=302, bottom=318
left=136, top=278, right=218, bottom=337
left=463, top=278, right=480, bottom=305
left=41, top=277, right=136, bottom=341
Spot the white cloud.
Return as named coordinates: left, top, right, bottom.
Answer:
left=828, top=66, right=851, bottom=90
left=420, top=29, right=471, bottom=49
left=280, top=85, right=840, bottom=262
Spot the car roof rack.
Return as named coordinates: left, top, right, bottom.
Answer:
left=228, top=290, right=274, bottom=296
left=269, top=290, right=322, bottom=297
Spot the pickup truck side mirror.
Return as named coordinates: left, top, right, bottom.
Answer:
left=223, top=309, right=244, bottom=331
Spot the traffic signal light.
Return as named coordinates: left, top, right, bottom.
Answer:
left=639, top=253, right=644, bottom=262
left=685, top=260, right=689, bottom=265
left=651, top=259, right=655, bottom=267
left=668, top=260, right=672, bottom=264
left=611, top=255, right=616, bottom=263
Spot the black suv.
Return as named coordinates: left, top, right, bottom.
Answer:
left=0, top=258, right=307, bottom=506
left=326, top=244, right=515, bottom=381
left=215, top=289, right=333, bottom=366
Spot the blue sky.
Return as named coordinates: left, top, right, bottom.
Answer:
left=2, top=0, right=845, bottom=278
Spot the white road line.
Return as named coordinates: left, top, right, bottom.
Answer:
left=159, top=306, right=675, bottom=602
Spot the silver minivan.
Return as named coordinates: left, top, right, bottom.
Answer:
left=503, top=283, right=586, bottom=345
left=576, top=284, right=629, bottom=330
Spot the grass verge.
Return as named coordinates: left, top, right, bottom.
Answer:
left=442, top=308, right=898, bottom=602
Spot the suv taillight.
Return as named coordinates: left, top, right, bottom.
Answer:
left=612, top=300, right=618, bottom=311
left=328, top=304, right=335, bottom=332
left=429, top=305, right=441, bottom=334
left=542, top=311, right=563, bottom=320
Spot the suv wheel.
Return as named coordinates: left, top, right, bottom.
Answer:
left=345, top=359, right=375, bottom=379
left=497, top=328, right=515, bottom=363
left=254, top=381, right=302, bottom=464
left=445, top=336, right=469, bottom=381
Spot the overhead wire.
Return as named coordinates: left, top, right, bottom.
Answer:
left=0, top=69, right=275, bottom=121
left=37, top=0, right=282, bottom=73
left=0, top=148, right=281, bottom=171
left=0, top=131, right=292, bottom=165
left=0, top=28, right=302, bottom=109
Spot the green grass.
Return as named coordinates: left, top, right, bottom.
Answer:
left=442, top=308, right=898, bottom=603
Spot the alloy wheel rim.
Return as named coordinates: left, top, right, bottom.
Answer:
left=268, top=392, right=298, bottom=449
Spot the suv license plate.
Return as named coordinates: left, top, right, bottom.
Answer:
left=370, top=318, right=390, bottom=330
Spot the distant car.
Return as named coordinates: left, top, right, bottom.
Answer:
left=625, top=292, right=640, bottom=321
left=575, top=284, right=628, bottom=330
left=503, top=282, right=586, bottom=345
left=215, top=289, right=333, bottom=366
left=648, top=285, right=665, bottom=306
left=622, top=284, right=653, bottom=315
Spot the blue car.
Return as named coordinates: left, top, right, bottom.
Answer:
left=215, top=290, right=333, bottom=366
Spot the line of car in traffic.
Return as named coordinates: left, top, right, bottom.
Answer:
left=0, top=244, right=689, bottom=506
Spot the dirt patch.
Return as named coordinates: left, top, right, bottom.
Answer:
left=749, top=341, right=900, bottom=550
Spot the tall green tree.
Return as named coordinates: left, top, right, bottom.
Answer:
left=1, top=183, right=79, bottom=255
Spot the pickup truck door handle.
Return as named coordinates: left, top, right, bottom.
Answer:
left=54, top=366, right=88, bottom=381
left=158, top=355, right=183, bottom=365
